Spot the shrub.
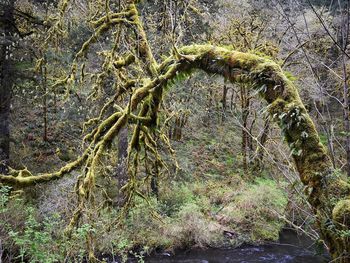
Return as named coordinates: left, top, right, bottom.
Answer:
left=8, top=208, right=64, bottom=263
left=219, top=178, right=288, bottom=242
left=158, top=183, right=195, bottom=216
left=4, top=203, right=95, bottom=262
left=164, top=202, right=224, bottom=248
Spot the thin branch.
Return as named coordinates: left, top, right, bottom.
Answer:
left=306, top=0, right=350, bottom=59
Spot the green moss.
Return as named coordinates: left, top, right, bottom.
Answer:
left=333, top=199, right=350, bottom=227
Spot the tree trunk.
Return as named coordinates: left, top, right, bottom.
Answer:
left=150, top=160, right=159, bottom=199
left=173, top=115, right=182, bottom=140
left=115, top=126, right=128, bottom=204
left=41, top=59, right=48, bottom=142
left=340, top=12, right=350, bottom=178
left=222, top=84, right=228, bottom=121
left=0, top=1, right=14, bottom=174
left=341, top=53, right=350, bottom=177
left=254, top=115, right=270, bottom=171
left=240, top=84, right=250, bottom=172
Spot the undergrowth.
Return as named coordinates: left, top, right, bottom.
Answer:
left=1, top=175, right=288, bottom=262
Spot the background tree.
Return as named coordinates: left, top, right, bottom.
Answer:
left=0, top=0, right=15, bottom=174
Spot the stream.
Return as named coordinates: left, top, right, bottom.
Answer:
left=142, top=229, right=330, bottom=263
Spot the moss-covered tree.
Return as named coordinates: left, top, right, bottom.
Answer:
left=0, top=1, right=350, bottom=262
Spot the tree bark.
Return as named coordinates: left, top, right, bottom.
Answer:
left=0, top=1, right=14, bottom=174
left=40, top=58, right=48, bottom=142
left=340, top=13, right=350, bottom=178
left=221, top=84, right=228, bottom=121
left=115, top=126, right=128, bottom=204
left=254, top=115, right=270, bottom=170
left=240, top=84, right=250, bottom=172
left=341, top=52, right=350, bottom=178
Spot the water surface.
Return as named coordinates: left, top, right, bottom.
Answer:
left=144, top=229, right=329, bottom=263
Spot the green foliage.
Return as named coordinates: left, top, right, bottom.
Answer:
left=114, top=236, right=133, bottom=263
left=0, top=185, right=11, bottom=213
left=220, top=178, right=288, bottom=242
left=118, top=197, right=171, bottom=252
left=339, top=230, right=350, bottom=238
left=165, top=201, right=224, bottom=248
left=8, top=208, right=64, bottom=263
left=318, top=133, right=328, bottom=145
left=225, top=156, right=235, bottom=166
left=110, top=175, right=288, bottom=253
left=283, top=70, right=298, bottom=81
left=165, top=69, right=196, bottom=90
left=159, top=183, right=195, bottom=216
left=3, top=204, right=96, bottom=262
